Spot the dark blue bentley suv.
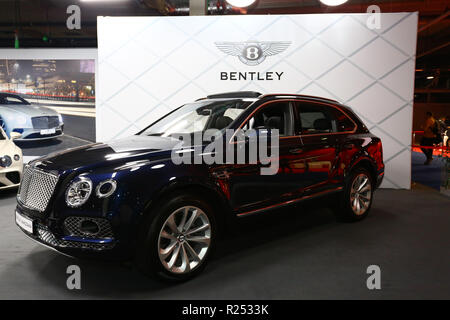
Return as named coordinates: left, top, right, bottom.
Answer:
left=15, top=92, right=384, bottom=280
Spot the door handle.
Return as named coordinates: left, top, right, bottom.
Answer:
left=289, top=148, right=303, bottom=154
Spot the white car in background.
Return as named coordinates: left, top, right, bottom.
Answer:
left=0, top=92, right=64, bottom=140
left=0, top=128, right=23, bottom=190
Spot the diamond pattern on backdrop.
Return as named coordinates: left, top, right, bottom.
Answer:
left=97, top=13, right=418, bottom=189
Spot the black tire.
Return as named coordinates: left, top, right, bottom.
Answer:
left=333, top=167, right=374, bottom=222
left=135, top=192, right=217, bottom=282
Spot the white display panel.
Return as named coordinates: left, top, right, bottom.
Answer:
left=97, top=13, right=418, bottom=189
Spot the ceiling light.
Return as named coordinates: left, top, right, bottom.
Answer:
left=80, top=0, right=129, bottom=2
left=319, top=0, right=349, bottom=6
left=226, top=0, right=257, bottom=8
left=427, top=76, right=434, bottom=80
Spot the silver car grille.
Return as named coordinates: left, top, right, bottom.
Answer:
left=18, top=166, right=59, bottom=212
left=32, top=116, right=59, bottom=129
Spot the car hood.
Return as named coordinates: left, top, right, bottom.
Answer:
left=33, top=135, right=184, bottom=173
left=0, top=104, right=59, bottom=117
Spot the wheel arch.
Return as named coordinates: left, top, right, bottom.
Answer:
left=348, top=157, right=378, bottom=188
left=141, top=180, right=231, bottom=236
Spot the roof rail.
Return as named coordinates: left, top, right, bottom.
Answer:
left=206, top=91, right=262, bottom=99
left=260, top=93, right=338, bottom=103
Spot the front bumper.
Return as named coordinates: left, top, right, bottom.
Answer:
left=13, top=126, right=63, bottom=141
left=0, top=168, right=22, bottom=190
left=15, top=206, right=117, bottom=258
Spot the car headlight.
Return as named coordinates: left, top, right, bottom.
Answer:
left=96, top=179, right=117, bottom=198
left=58, top=114, right=63, bottom=123
left=65, top=177, right=93, bottom=208
left=0, top=156, right=12, bottom=168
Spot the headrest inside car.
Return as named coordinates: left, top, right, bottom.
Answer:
left=215, top=116, right=233, bottom=130
left=313, top=118, right=331, bottom=131
left=265, top=116, right=281, bottom=130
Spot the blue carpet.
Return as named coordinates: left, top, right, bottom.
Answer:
left=411, top=151, right=443, bottom=190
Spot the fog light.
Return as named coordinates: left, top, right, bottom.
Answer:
left=80, top=220, right=99, bottom=235
left=14, top=154, right=20, bottom=161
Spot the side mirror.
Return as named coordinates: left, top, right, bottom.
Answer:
left=10, top=132, right=22, bottom=140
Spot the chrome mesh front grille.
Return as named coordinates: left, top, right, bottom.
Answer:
left=18, top=166, right=59, bottom=212
left=64, top=217, right=114, bottom=239
left=36, top=225, right=114, bottom=250
left=32, top=116, right=59, bottom=129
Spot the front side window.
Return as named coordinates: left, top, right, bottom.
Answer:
left=140, top=99, right=252, bottom=137
left=0, top=94, right=30, bottom=105
left=241, top=101, right=293, bottom=136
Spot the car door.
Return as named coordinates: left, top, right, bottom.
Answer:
left=294, top=101, right=342, bottom=195
left=218, top=100, right=305, bottom=214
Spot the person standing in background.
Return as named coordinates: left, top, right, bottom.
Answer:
left=421, top=111, right=436, bottom=165
left=444, top=115, right=450, bottom=147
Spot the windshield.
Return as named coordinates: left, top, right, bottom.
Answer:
left=0, top=94, right=30, bottom=105
left=140, top=99, right=253, bottom=137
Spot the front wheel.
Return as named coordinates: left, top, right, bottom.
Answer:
left=333, top=168, right=374, bottom=222
left=136, top=193, right=217, bottom=281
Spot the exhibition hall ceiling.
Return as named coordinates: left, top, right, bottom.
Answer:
left=0, top=0, right=448, bottom=92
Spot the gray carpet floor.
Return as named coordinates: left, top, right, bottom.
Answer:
left=0, top=188, right=449, bottom=299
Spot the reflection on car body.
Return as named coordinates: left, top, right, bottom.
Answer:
left=15, top=91, right=384, bottom=281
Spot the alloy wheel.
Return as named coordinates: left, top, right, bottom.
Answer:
left=350, top=173, right=372, bottom=216
left=158, top=206, right=211, bottom=274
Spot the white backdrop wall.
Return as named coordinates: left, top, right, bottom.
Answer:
left=97, top=13, right=418, bottom=189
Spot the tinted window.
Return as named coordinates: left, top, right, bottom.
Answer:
left=5, top=96, right=23, bottom=104
left=0, top=94, right=30, bottom=105
left=242, top=101, right=292, bottom=136
left=332, top=108, right=356, bottom=132
left=140, top=99, right=251, bottom=137
left=296, top=103, right=337, bottom=134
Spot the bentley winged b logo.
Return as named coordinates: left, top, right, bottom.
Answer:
left=215, top=40, right=291, bottom=66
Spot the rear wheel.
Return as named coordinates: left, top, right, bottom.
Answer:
left=334, top=167, right=373, bottom=222
left=136, top=193, right=217, bottom=281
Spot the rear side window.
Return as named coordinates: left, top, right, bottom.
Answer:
left=296, top=102, right=356, bottom=134
left=296, top=103, right=337, bottom=135
left=331, top=108, right=356, bottom=132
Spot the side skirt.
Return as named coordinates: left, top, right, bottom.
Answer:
left=236, top=186, right=343, bottom=217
